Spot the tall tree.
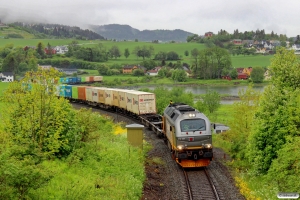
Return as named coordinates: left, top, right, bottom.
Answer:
left=36, top=42, right=45, bottom=59
left=191, top=48, right=199, bottom=77
left=124, top=48, right=130, bottom=59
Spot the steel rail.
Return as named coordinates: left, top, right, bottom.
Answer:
left=204, top=168, right=220, bottom=200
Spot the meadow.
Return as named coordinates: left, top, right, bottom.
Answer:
left=0, top=38, right=273, bottom=67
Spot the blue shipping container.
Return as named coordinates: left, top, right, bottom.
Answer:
left=65, top=85, right=72, bottom=98
left=68, top=77, right=76, bottom=84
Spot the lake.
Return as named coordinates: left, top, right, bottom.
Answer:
left=124, top=84, right=266, bottom=104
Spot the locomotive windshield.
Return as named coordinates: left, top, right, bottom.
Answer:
left=180, top=119, right=206, bottom=132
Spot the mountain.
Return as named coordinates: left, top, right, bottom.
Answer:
left=89, top=24, right=194, bottom=42
left=11, top=22, right=105, bottom=40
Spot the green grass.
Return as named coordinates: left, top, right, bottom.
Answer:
left=207, top=104, right=235, bottom=124
left=0, top=27, right=35, bottom=39
left=231, top=54, right=273, bottom=68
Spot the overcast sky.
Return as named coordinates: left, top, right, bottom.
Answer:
left=0, top=0, right=299, bottom=37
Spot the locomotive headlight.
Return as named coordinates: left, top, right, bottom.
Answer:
left=204, top=144, right=212, bottom=149
left=177, top=145, right=185, bottom=150
left=188, top=113, right=196, bottom=118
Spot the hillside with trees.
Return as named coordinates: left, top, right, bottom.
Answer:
left=89, top=24, right=194, bottom=42
left=6, top=22, right=105, bottom=40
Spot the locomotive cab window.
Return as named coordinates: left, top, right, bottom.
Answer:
left=180, top=119, right=206, bottom=132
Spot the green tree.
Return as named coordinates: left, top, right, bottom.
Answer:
left=224, top=85, right=260, bottom=160
left=133, top=45, right=154, bottom=60
left=166, top=51, right=179, bottom=60
left=140, top=60, right=157, bottom=71
left=36, top=42, right=45, bottom=59
left=97, top=64, right=109, bottom=75
left=267, top=136, right=300, bottom=192
left=171, top=69, right=187, bottom=82
left=1, top=68, right=81, bottom=158
left=250, top=66, right=265, bottom=83
left=133, top=69, right=145, bottom=76
left=248, top=47, right=300, bottom=174
left=109, top=45, right=121, bottom=59
left=191, top=48, right=199, bottom=77
left=154, top=51, right=167, bottom=61
left=124, top=48, right=130, bottom=59
left=201, top=90, right=221, bottom=114
left=230, top=68, right=238, bottom=79
left=2, top=52, right=18, bottom=73
left=184, top=50, right=189, bottom=56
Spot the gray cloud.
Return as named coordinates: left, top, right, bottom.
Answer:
left=0, top=0, right=299, bottom=36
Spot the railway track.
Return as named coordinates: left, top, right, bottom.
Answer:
left=183, top=167, right=223, bottom=200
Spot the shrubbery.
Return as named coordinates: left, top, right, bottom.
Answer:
left=0, top=70, right=146, bottom=199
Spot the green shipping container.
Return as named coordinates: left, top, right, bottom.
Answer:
left=72, top=86, right=79, bottom=99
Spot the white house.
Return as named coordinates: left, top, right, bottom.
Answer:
left=291, top=44, right=300, bottom=51
left=54, top=46, right=69, bottom=54
left=146, top=66, right=162, bottom=76
left=0, top=72, right=14, bottom=82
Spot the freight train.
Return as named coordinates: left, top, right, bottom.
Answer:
left=57, top=84, right=213, bottom=168
left=56, top=76, right=103, bottom=85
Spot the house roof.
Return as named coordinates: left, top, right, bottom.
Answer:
left=236, top=68, right=244, bottom=73
left=147, top=70, right=158, bottom=73
left=123, top=65, right=134, bottom=69
left=0, top=72, right=14, bottom=76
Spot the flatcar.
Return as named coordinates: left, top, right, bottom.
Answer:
left=162, top=103, right=213, bottom=168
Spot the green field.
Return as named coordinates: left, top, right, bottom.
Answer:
left=0, top=38, right=273, bottom=67
left=231, top=54, right=272, bottom=68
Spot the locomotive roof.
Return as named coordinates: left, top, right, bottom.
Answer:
left=168, top=103, right=196, bottom=113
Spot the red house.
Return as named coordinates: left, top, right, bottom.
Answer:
left=233, top=39, right=242, bottom=45
left=44, top=48, right=56, bottom=55
left=204, top=32, right=213, bottom=37
left=236, top=68, right=249, bottom=80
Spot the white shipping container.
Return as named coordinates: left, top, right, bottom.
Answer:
left=104, top=88, right=114, bottom=106
left=97, top=87, right=106, bottom=104
left=94, top=76, right=103, bottom=82
left=118, top=90, right=128, bottom=109
left=126, top=91, right=156, bottom=115
left=85, top=87, right=93, bottom=102
left=91, top=87, right=99, bottom=103
left=112, top=89, right=120, bottom=107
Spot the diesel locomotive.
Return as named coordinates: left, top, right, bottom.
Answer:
left=163, top=103, right=213, bottom=168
